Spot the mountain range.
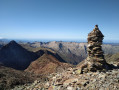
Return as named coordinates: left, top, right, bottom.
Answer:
left=0, top=40, right=119, bottom=69
left=21, top=41, right=119, bottom=65
left=0, top=40, right=71, bottom=72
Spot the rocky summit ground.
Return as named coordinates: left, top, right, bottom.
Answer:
left=12, top=65, right=119, bottom=90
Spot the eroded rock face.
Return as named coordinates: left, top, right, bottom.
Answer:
left=79, top=25, right=109, bottom=73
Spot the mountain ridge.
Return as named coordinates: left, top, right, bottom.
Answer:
left=25, top=50, right=73, bottom=75
left=21, top=41, right=119, bottom=65
left=0, top=40, right=39, bottom=70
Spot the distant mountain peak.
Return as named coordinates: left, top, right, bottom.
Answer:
left=2, top=40, right=22, bottom=49
left=0, top=40, right=39, bottom=70
left=9, top=40, right=18, bottom=45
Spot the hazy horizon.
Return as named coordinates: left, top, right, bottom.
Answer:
left=1, top=38, right=119, bottom=44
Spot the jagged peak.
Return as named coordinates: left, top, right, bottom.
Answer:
left=2, top=40, right=21, bottom=49
left=4, top=40, right=22, bottom=48
left=0, top=40, right=20, bottom=49
left=9, top=40, right=17, bottom=44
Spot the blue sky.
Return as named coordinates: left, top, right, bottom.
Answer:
left=0, top=0, right=119, bottom=42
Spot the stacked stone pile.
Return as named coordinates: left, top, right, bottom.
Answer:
left=78, top=25, right=109, bottom=73
left=87, top=25, right=104, bottom=59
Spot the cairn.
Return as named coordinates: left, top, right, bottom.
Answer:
left=87, top=25, right=104, bottom=59
left=79, top=25, right=109, bottom=73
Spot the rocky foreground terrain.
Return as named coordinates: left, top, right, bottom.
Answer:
left=0, top=66, right=37, bottom=90
left=12, top=67, right=119, bottom=90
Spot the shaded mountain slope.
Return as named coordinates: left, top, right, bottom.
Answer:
left=0, top=40, right=39, bottom=70
left=105, top=52, right=119, bottom=65
left=21, top=42, right=87, bottom=65
left=25, top=51, right=73, bottom=75
left=36, top=50, right=66, bottom=63
left=0, top=45, right=3, bottom=49
left=0, top=66, right=37, bottom=90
